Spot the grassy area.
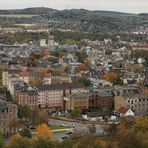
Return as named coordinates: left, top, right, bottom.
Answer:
left=49, top=124, right=68, bottom=130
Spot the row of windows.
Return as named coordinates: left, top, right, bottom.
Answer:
left=128, top=99, right=148, bottom=103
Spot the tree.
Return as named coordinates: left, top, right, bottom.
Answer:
left=132, top=117, right=148, bottom=133
left=0, top=131, right=3, bottom=148
left=76, top=135, right=96, bottom=148
left=20, top=128, right=32, bottom=138
left=29, top=52, right=37, bottom=62
left=41, top=49, right=49, bottom=58
left=116, top=117, right=147, bottom=148
left=0, top=69, right=2, bottom=85
left=75, top=64, right=89, bottom=73
left=61, top=138, right=73, bottom=148
left=18, top=105, right=31, bottom=122
left=133, top=64, right=144, bottom=73
left=36, top=124, right=52, bottom=140
left=79, top=76, right=91, bottom=87
left=88, top=123, right=96, bottom=135
left=75, top=51, right=88, bottom=62
left=6, top=135, right=31, bottom=148
left=6, top=90, right=13, bottom=102
left=102, top=72, right=123, bottom=85
left=95, top=139, right=109, bottom=148
left=107, top=123, right=117, bottom=135
left=70, top=109, right=81, bottom=118
left=30, top=108, right=48, bottom=126
left=32, top=138, right=53, bottom=148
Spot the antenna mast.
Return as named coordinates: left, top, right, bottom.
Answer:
left=67, top=0, right=69, bottom=10
left=42, top=0, right=44, bottom=8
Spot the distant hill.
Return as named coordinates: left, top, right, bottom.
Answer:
left=138, top=13, right=148, bottom=16
left=0, top=7, right=57, bottom=15
left=0, top=7, right=147, bottom=32
left=93, top=10, right=133, bottom=16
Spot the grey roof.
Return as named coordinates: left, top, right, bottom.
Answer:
left=0, top=99, right=7, bottom=108
left=15, top=84, right=38, bottom=96
left=98, top=92, right=113, bottom=97
left=70, top=92, right=90, bottom=99
left=125, top=94, right=148, bottom=100
left=0, top=99, right=17, bottom=109
left=38, top=82, right=85, bottom=91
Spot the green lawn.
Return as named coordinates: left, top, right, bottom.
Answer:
left=49, top=124, right=68, bottom=130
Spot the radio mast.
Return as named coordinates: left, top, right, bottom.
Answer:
left=67, top=0, right=69, bottom=10
left=42, top=0, right=44, bottom=7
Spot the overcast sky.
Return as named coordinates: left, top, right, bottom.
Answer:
left=0, top=0, right=148, bottom=13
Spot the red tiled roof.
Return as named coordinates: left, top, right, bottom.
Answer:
left=117, top=107, right=129, bottom=114
left=19, top=72, right=28, bottom=77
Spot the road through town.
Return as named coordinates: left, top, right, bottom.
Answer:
left=49, top=118, right=105, bottom=135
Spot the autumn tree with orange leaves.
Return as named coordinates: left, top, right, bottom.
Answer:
left=41, top=49, right=49, bottom=58
left=102, top=72, right=123, bottom=85
left=36, top=124, right=52, bottom=140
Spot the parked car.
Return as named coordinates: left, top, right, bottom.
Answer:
left=29, top=126, right=36, bottom=130
left=60, top=124, right=67, bottom=127
left=72, top=124, right=75, bottom=128
left=65, top=131, right=72, bottom=135
left=62, top=136, right=68, bottom=139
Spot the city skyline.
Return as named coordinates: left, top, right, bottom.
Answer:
left=0, top=0, right=148, bottom=13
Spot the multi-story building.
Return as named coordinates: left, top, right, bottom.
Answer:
left=38, top=82, right=85, bottom=110
left=65, top=93, right=90, bottom=111
left=19, top=71, right=51, bottom=86
left=19, top=71, right=30, bottom=84
left=114, top=94, right=148, bottom=116
left=95, top=92, right=114, bottom=112
left=64, top=91, right=114, bottom=112
left=48, top=35, right=54, bottom=48
left=51, top=75, right=72, bottom=84
left=2, top=69, right=20, bottom=88
left=125, top=94, right=148, bottom=116
left=114, top=86, right=148, bottom=116
left=2, top=71, right=11, bottom=87
left=14, top=85, right=39, bottom=109
left=0, top=99, right=18, bottom=136
left=8, top=78, right=24, bottom=96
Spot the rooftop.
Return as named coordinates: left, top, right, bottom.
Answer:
left=38, top=82, right=85, bottom=91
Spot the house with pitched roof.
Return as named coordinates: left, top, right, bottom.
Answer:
left=114, top=107, right=135, bottom=117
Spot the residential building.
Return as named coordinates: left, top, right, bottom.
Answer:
left=38, top=82, right=85, bottom=110
left=114, top=107, right=135, bottom=117
left=19, top=71, right=29, bottom=84
left=65, top=93, right=90, bottom=110
left=125, top=94, right=148, bottom=116
left=2, top=69, right=20, bottom=88
left=8, top=78, right=24, bottom=96
left=114, top=86, right=148, bottom=115
left=40, top=39, right=47, bottom=47
left=51, top=75, right=72, bottom=84
left=64, top=90, right=114, bottom=113
left=0, top=99, right=18, bottom=136
left=14, top=85, right=39, bottom=109
left=48, top=35, right=54, bottom=48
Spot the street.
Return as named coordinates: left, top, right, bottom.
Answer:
left=49, top=118, right=104, bottom=135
